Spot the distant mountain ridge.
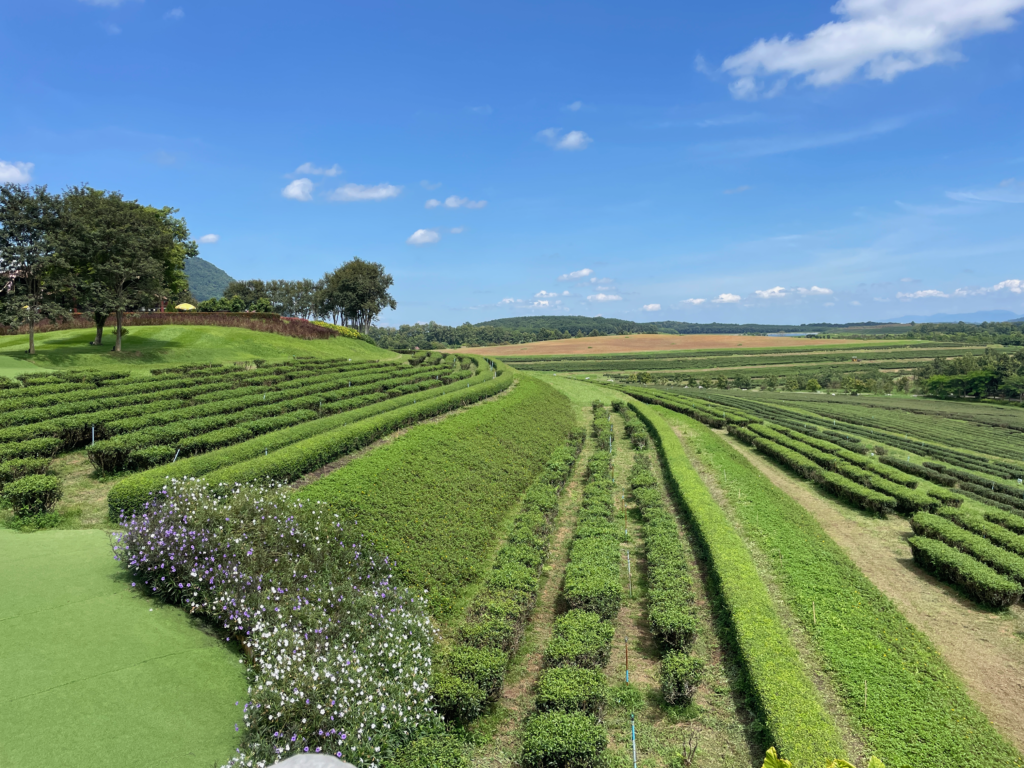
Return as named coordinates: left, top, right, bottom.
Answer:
left=883, top=310, right=1021, bottom=324
left=184, top=257, right=235, bottom=302
left=477, top=315, right=893, bottom=335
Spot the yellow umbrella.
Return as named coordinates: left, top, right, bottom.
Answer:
left=175, top=303, right=197, bottom=310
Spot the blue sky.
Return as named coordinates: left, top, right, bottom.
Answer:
left=2, top=0, right=1023, bottom=327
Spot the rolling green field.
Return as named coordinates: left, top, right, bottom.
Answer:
left=0, top=325, right=395, bottom=375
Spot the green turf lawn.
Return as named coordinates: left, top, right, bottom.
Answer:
left=0, top=527, right=247, bottom=767
left=0, top=325, right=396, bottom=375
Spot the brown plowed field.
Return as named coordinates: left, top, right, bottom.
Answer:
left=459, top=333, right=870, bottom=357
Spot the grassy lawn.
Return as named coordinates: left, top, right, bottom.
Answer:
left=0, top=527, right=247, bottom=768
left=0, top=325, right=395, bottom=375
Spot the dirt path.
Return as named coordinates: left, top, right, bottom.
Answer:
left=727, top=435, right=1024, bottom=753
left=674, top=423, right=868, bottom=763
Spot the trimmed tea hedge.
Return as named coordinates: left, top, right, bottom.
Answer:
left=908, top=535, right=1021, bottom=608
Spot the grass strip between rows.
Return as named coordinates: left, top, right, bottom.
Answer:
left=664, top=407, right=1023, bottom=768
left=629, top=400, right=846, bottom=768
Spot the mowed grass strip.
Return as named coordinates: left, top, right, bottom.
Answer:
left=671, top=410, right=1023, bottom=768
left=298, top=376, right=576, bottom=619
left=0, top=528, right=246, bottom=768
left=631, top=400, right=847, bottom=768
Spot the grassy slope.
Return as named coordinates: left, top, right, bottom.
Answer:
left=297, top=375, right=574, bottom=620
left=0, top=325, right=394, bottom=375
left=0, top=528, right=246, bottom=768
left=660, top=408, right=1022, bottom=768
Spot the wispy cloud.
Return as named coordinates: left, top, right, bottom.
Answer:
left=558, top=268, right=593, bottom=281
left=282, top=178, right=313, bottom=202
left=953, top=279, right=1023, bottom=296
left=421, top=180, right=441, bottom=190
left=642, top=303, right=661, bottom=311
left=0, top=160, right=33, bottom=184
left=566, top=101, right=585, bottom=111
left=198, top=234, right=219, bottom=244
left=469, top=105, right=493, bottom=115
left=755, top=286, right=787, bottom=298
left=712, top=293, right=742, bottom=303
left=722, top=0, right=1024, bottom=99
left=450, top=227, right=465, bottom=234
left=588, top=293, right=622, bottom=302
left=407, top=229, right=440, bottom=246
left=538, top=128, right=593, bottom=151
left=693, top=117, right=909, bottom=158
left=947, top=179, right=1024, bottom=204
left=724, top=185, right=751, bottom=195
left=897, top=289, right=949, bottom=299
left=164, top=7, right=184, bottom=20
left=681, top=298, right=706, bottom=305
left=444, top=195, right=487, bottom=209
left=330, top=183, right=401, bottom=202
left=293, top=162, right=342, bottom=177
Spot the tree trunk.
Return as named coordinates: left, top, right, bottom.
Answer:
left=92, top=313, right=106, bottom=346
left=28, top=315, right=35, bottom=355
left=114, top=311, right=123, bottom=352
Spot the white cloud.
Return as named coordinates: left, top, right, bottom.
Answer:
left=0, top=160, right=33, bottom=184
left=406, top=229, right=440, bottom=246
left=421, top=180, right=441, bottom=190
left=78, top=0, right=138, bottom=4
left=713, top=293, right=742, bottom=303
left=562, top=290, right=570, bottom=296
left=694, top=54, right=712, bottom=74
left=537, top=128, right=593, bottom=151
left=851, top=300, right=861, bottom=306
left=797, top=285, right=833, bottom=295
left=198, top=234, right=219, bottom=244
left=953, top=279, right=1024, bottom=296
left=566, top=101, right=584, bottom=111
left=293, top=162, right=341, bottom=177
left=444, top=195, right=487, bottom=209
left=558, top=268, right=593, bottom=281
left=535, top=290, right=561, bottom=299
left=900, top=277, right=919, bottom=282
left=469, top=105, right=493, bottom=115
left=724, top=185, right=751, bottom=194
left=450, top=227, right=465, bottom=234
left=425, top=199, right=441, bottom=209
left=164, top=7, right=184, bottom=19
left=755, top=286, right=787, bottom=298
left=330, top=183, right=402, bottom=202
left=588, top=293, right=622, bottom=302
left=104, top=23, right=121, bottom=35
left=681, top=298, right=706, bottom=305
left=642, top=303, right=661, bottom=312
left=533, top=300, right=551, bottom=307
left=282, top=178, right=314, bottom=201
left=897, top=289, right=950, bottom=299
left=722, top=0, right=1024, bottom=99
left=499, top=297, right=520, bottom=305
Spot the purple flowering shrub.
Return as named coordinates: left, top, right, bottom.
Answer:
left=112, top=478, right=439, bottom=767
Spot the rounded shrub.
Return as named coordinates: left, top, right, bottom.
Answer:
left=536, top=667, right=607, bottom=715
left=520, top=711, right=607, bottom=768
left=431, top=670, right=486, bottom=723
left=660, top=650, right=705, bottom=705
left=3, top=474, right=63, bottom=517
left=392, top=733, right=469, bottom=768
left=441, top=645, right=508, bottom=698
left=543, top=609, right=615, bottom=669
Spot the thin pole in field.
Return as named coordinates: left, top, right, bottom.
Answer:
left=627, top=550, right=633, bottom=597
left=631, top=713, right=637, bottom=768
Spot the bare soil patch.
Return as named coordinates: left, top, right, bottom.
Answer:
left=459, top=334, right=867, bottom=357
left=729, top=436, right=1024, bottom=753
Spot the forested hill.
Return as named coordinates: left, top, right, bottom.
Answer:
left=184, top=257, right=235, bottom=302
left=477, top=315, right=893, bottom=335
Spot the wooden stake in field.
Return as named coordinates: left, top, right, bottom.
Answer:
left=625, top=635, right=629, bottom=683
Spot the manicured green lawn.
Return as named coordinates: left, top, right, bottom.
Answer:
left=0, top=528, right=247, bottom=767
left=0, top=325, right=395, bottom=375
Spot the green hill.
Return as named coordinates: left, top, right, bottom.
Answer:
left=184, top=257, right=234, bottom=302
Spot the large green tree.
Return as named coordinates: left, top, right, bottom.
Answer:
left=60, top=187, right=197, bottom=351
left=337, top=257, right=395, bottom=332
left=0, top=184, right=71, bottom=353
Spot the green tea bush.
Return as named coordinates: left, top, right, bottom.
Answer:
left=536, top=668, right=607, bottom=714
left=660, top=651, right=705, bottom=705
left=392, top=734, right=468, bottom=768
left=544, top=609, right=615, bottom=668
left=936, top=507, right=1024, bottom=556
left=908, top=535, right=1021, bottom=608
left=911, top=512, right=1024, bottom=587
left=520, top=711, right=607, bottom=768
left=3, top=474, right=63, bottom=517
left=0, top=458, right=50, bottom=490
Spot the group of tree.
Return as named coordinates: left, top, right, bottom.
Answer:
left=903, top=320, right=1024, bottom=345
left=917, top=348, right=1024, bottom=401
left=0, top=183, right=196, bottom=353
left=219, top=258, right=396, bottom=333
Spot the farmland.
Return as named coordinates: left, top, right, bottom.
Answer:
left=3, top=325, right=1024, bottom=768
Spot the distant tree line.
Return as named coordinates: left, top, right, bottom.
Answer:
left=0, top=183, right=196, bottom=353
left=917, top=348, right=1024, bottom=401
left=368, top=321, right=619, bottom=350
left=217, top=258, right=396, bottom=333
left=903, top=320, right=1024, bottom=345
